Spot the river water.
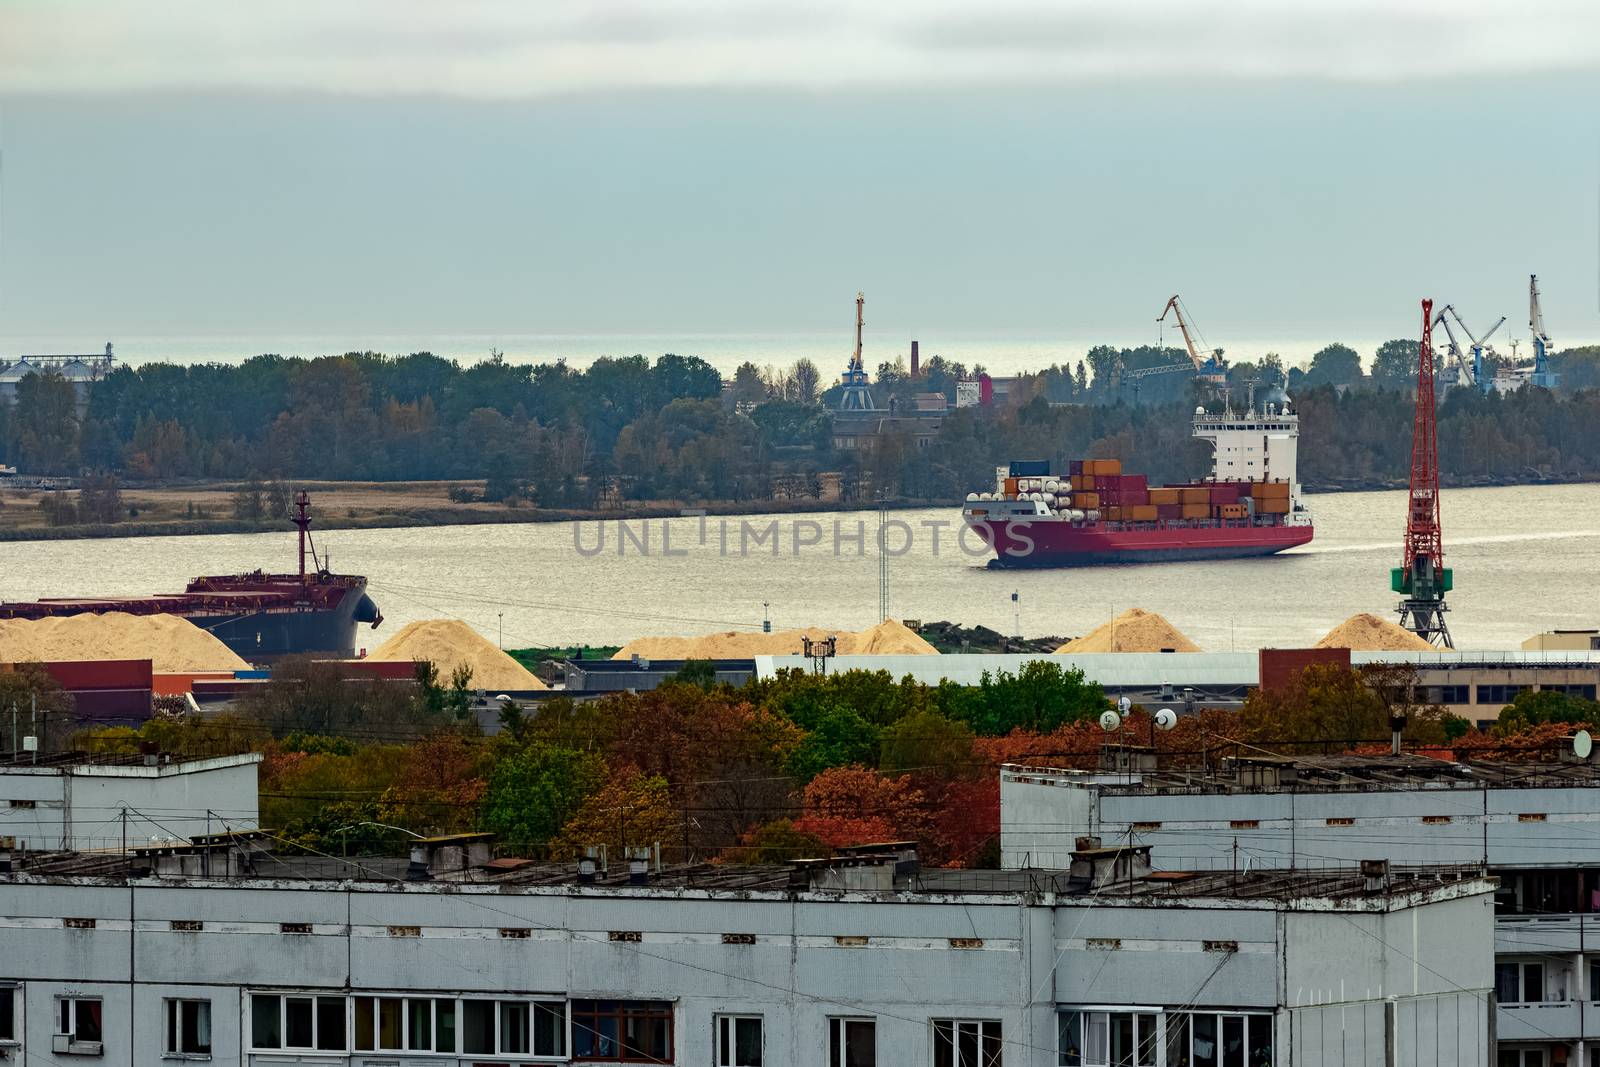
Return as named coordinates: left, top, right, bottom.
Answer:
left=3, top=484, right=1597, bottom=652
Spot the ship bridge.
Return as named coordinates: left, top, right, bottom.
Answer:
left=1192, top=404, right=1301, bottom=497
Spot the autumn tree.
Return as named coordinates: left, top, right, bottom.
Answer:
left=552, top=771, right=682, bottom=862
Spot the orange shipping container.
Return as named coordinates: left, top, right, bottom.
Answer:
left=1180, top=487, right=1210, bottom=504
left=1072, top=492, right=1100, bottom=509
left=1263, top=481, right=1291, bottom=499
left=1180, top=503, right=1210, bottom=519
left=1257, top=498, right=1290, bottom=514
left=1149, top=488, right=1181, bottom=505
left=1004, top=477, right=1019, bottom=496
left=1105, top=506, right=1123, bottom=521
left=1128, top=504, right=1159, bottom=521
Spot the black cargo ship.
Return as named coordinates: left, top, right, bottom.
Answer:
left=0, top=493, right=381, bottom=662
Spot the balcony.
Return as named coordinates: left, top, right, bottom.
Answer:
left=1497, top=914, right=1600, bottom=955
left=1498, top=1001, right=1582, bottom=1042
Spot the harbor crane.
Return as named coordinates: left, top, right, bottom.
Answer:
left=1430, top=305, right=1473, bottom=389
left=1393, top=299, right=1453, bottom=648
left=837, top=291, right=877, bottom=411
left=1526, top=274, right=1559, bottom=389
left=1157, top=295, right=1228, bottom=385
left=1433, top=304, right=1506, bottom=393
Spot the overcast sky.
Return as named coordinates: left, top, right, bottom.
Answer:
left=1, top=1, right=1597, bottom=352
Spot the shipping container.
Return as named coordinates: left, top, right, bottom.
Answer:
left=1068, top=459, right=1084, bottom=476
left=1180, top=487, right=1210, bottom=505
left=1149, top=488, right=1181, bottom=506
left=1004, top=477, right=1019, bottom=496
left=1250, top=480, right=1291, bottom=499
left=1180, top=503, right=1211, bottom=519
left=1208, top=483, right=1242, bottom=505
left=1257, top=498, right=1290, bottom=514
left=1010, top=460, right=1051, bottom=477
left=1218, top=503, right=1248, bottom=519
left=1072, top=492, right=1100, bottom=509
left=1157, top=504, right=1183, bottom=520
left=1127, top=504, right=1159, bottom=522
left=1105, top=506, right=1123, bottom=521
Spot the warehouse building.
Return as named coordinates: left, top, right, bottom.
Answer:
left=0, top=831, right=1491, bottom=1066
left=1000, top=753, right=1600, bottom=1065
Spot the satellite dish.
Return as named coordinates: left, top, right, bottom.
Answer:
left=1099, top=710, right=1122, bottom=732
left=1575, top=730, right=1593, bottom=759
left=1154, top=708, right=1178, bottom=731
left=1117, top=696, right=1132, bottom=715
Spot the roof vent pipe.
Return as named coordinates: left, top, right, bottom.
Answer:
left=405, top=846, right=431, bottom=882
left=626, top=847, right=651, bottom=886
left=578, top=845, right=605, bottom=885
left=1390, top=713, right=1407, bottom=757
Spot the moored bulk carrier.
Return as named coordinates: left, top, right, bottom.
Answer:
left=962, top=395, right=1313, bottom=566
left=0, top=493, right=381, bottom=659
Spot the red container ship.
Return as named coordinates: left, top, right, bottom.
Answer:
left=0, top=493, right=381, bottom=659
left=962, top=399, right=1313, bottom=566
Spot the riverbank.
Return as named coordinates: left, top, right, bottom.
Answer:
left=0, top=473, right=1595, bottom=542
left=0, top=479, right=945, bottom=542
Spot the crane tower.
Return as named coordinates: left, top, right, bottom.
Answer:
left=837, top=291, right=877, bottom=411
left=1392, top=299, right=1453, bottom=647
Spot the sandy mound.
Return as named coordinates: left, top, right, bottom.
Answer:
left=372, top=619, right=548, bottom=691
left=1056, top=608, right=1201, bottom=653
left=1315, top=613, right=1435, bottom=652
left=0, top=612, right=250, bottom=673
left=846, top=619, right=939, bottom=655
left=614, top=620, right=939, bottom=660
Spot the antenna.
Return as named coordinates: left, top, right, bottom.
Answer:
left=761, top=602, right=771, bottom=634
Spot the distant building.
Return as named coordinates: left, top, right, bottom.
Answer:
left=0, top=345, right=116, bottom=414
left=1523, top=630, right=1600, bottom=652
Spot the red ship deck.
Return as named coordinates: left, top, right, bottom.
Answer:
left=968, top=517, right=1312, bottom=566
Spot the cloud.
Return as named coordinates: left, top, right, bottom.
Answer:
left=1, top=0, right=1596, bottom=97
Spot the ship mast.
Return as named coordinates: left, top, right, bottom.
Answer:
left=293, top=491, right=312, bottom=586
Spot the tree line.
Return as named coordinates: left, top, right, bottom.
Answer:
left=57, top=656, right=1597, bottom=869
left=3, top=341, right=1600, bottom=509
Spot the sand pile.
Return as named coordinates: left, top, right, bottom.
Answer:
left=1056, top=608, right=1201, bottom=653
left=1315, top=613, right=1435, bottom=652
left=372, top=619, right=548, bottom=691
left=613, top=619, right=939, bottom=660
left=0, top=612, right=251, bottom=673
left=846, top=619, right=939, bottom=656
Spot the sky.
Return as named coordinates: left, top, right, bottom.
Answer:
left=0, top=1, right=1597, bottom=363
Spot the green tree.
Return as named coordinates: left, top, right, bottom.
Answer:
left=945, top=661, right=1107, bottom=735
left=480, top=742, right=607, bottom=848
left=1493, top=689, right=1600, bottom=735
left=1304, top=344, right=1364, bottom=387
left=13, top=371, right=80, bottom=474
left=78, top=473, right=124, bottom=524
left=786, top=704, right=881, bottom=781
left=879, top=709, right=976, bottom=777
left=1370, top=339, right=1419, bottom=388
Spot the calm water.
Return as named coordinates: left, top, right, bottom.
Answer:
left=3, top=484, right=1597, bottom=652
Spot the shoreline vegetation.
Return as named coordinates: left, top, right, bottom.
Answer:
left=0, top=471, right=1593, bottom=543
left=4, top=343, right=1600, bottom=544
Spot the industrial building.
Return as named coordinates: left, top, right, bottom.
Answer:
left=0, top=751, right=260, bottom=852
left=0, top=828, right=1492, bottom=1066
left=1000, top=753, right=1600, bottom=1064
left=755, top=650, right=1600, bottom=726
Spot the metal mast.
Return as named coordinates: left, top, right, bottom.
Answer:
left=1393, top=299, right=1453, bottom=647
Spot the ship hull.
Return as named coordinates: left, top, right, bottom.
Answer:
left=966, top=517, right=1313, bottom=567
left=183, top=583, right=381, bottom=660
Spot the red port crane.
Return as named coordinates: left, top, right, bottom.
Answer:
left=1392, top=299, right=1453, bottom=647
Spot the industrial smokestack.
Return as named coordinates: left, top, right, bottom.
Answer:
left=910, top=340, right=920, bottom=378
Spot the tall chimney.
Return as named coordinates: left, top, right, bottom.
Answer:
left=910, top=340, right=920, bottom=378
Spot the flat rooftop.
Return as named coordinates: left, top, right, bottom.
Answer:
left=3, top=847, right=1489, bottom=907
left=1003, top=752, right=1600, bottom=794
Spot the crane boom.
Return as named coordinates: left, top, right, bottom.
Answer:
left=1432, top=305, right=1473, bottom=386
left=1157, top=295, right=1227, bottom=382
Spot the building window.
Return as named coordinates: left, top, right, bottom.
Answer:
left=165, top=999, right=212, bottom=1057
left=1496, top=961, right=1547, bottom=1004
left=569, top=1000, right=671, bottom=1063
left=1543, top=684, right=1598, bottom=700
left=353, top=996, right=458, bottom=1054
left=829, top=1017, right=875, bottom=1067
left=1477, top=685, right=1525, bottom=705
left=1502, top=1050, right=1546, bottom=1067
left=1426, top=685, right=1470, bottom=704
left=1166, top=1012, right=1273, bottom=1067
left=1058, top=1010, right=1156, bottom=1066
left=933, top=1018, right=1001, bottom=1066
left=57, top=996, right=104, bottom=1048
left=460, top=999, right=565, bottom=1058
left=249, top=993, right=345, bottom=1051
left=716, top=1015, right=763, bottom=1067
left=0, top=985, right=16, bottom=1044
